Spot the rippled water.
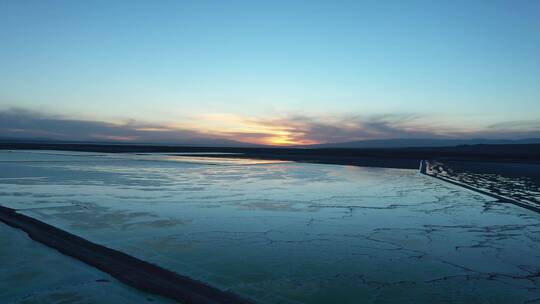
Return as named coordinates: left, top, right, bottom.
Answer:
left=1, top=151, right=539, bottom=303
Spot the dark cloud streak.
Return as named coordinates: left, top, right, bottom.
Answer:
left=252, top=114, right=448, bottom=144
left=1, top=108, right=539, bottom=146
left=0, top=108, right=248, bottom=146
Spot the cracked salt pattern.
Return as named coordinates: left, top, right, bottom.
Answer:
left=1, top=150, right=540, bottom=303
left=429, top=161, right=540, bottom=209
left=0, top=222, right=175, bottom=304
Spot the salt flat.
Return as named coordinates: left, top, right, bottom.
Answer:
left=1, top=150, right=539, bottom=303
left=0, top=222, right=174, bottom=304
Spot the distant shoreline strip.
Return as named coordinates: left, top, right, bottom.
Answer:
left=419, top=160, right=540, bottom=214
left=0, top=206, right=254, bottom=304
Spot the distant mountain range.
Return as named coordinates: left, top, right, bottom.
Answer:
left=2, top=136, right=540, bottom=149
left=300, top=138, right=540, bottom=149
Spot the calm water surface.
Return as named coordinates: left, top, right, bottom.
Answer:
left=1, top=150, right=539, bottom=303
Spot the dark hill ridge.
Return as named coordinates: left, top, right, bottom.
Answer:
left=300, top=138, right=540, bottom=148
left=3, top=137, right=540, bottom=149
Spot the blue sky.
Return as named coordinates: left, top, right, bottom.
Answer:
left=1, top=0, right=539, bottom=145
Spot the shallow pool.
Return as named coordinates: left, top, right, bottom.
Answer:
left=1, top=150, right=539, bottom=303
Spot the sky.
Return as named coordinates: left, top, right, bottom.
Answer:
left=1, top=0, right=539, bottom=145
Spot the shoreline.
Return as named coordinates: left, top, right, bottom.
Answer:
left=0, top=205, right=254, bottom=304
left=419, top=160, right=540, bottom=214
left=2, top=142, right=540, bottom=170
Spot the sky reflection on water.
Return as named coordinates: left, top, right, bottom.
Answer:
left=0, top=151, right=539, bottom=303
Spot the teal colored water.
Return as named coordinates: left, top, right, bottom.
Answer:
left=0, top=222, right=175, bottom=304
left=1, top=151, right=539, bottom=303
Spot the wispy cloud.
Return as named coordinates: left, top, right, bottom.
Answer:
left=487, top=120, right=540, bottom=131
left=1, top=108, right=539, bottom=146
left=246, top=114, right=442, bottom=144
left=0, top=108, right=241, bottom=145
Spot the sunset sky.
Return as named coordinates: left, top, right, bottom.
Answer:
left=1, top=0, right=539, bottom=145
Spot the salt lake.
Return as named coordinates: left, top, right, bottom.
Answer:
left=1, top=150, right=539, bottom=303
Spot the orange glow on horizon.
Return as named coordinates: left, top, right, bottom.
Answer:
left=263, top=134, right=320, bottom=146
left=266, top=136, right=296, bottom=146
left=166, top=113, right=323, bottom=146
